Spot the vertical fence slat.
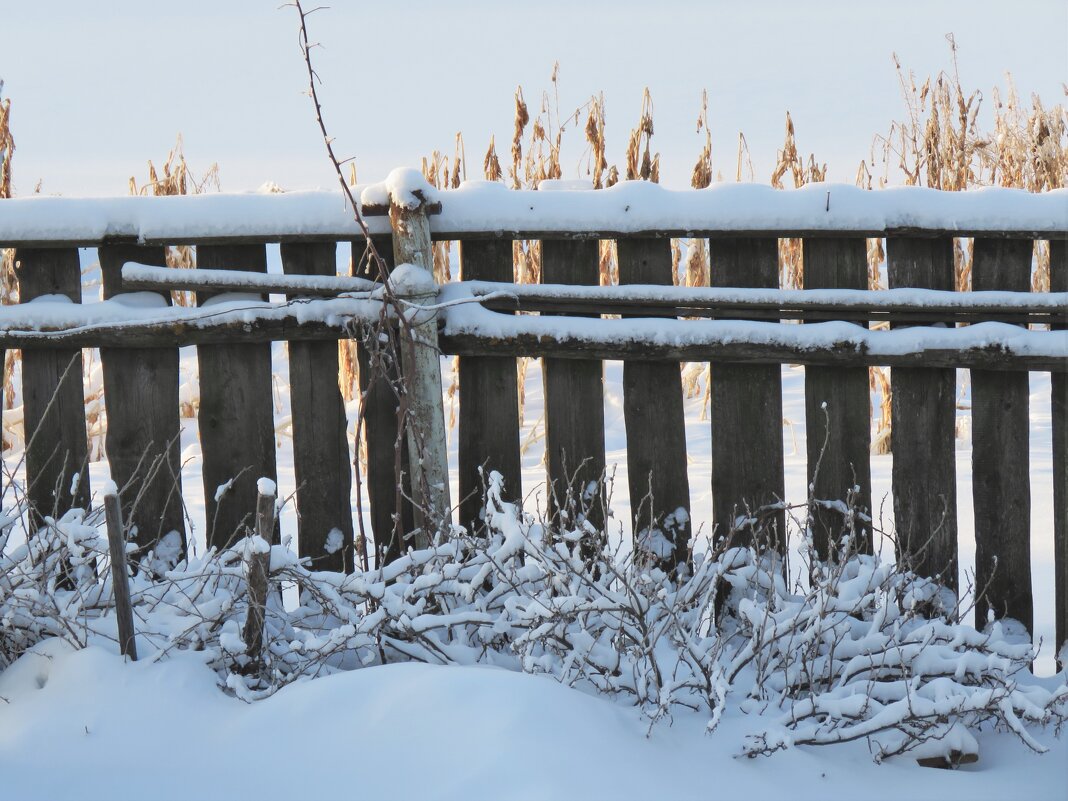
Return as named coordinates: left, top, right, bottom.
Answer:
left=281, top=242, right=354, bottom=573
left=196, top=244, right=277, bottom=551
left=708, top=238, right=785, bottom=549
left=457, top=239, right=522, bottom=533
left=541, top=239, right=606, bottom=537
left=803, top=237, right=873, bottom=558
left=98, top=244, right=186, bottom=564
left=1050, top=236, right=1067, bottom=664
left=352, top=235, right=413, bottom=565
left=887, top=237, right=957, bottom=591
left=14, top=248, right=90, bottom=525
left=617, top=237, right=691, bottom=570
left=971, top=237, right=1033, bottom=633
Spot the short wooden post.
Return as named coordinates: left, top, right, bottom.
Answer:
left=98, top=244, right=186, bottom=564
left=14, top=248, right=91, bottom=528
left=103, top=490, right=138, bottom=661
left=243, top=480, right=276, bottom=667
left=281, top=242, right=354, bottom=573
left=195, top=244, right=278, bottom=551
left=541, top=239, right=607, bottom=547
left=1050, top=236, right=1067, bottom=667
left=457, top=239, right=522, bottom=534
left=352, top=236, right=414, bottom=565
left=617, top=237, right=691, bottom=572
left=887, top=237, right=957, bottom=592
left=708, top=237, right=785, bottom=551
left=389, top=200, right=451, bottom=547
left=971, top=237, right=1032, bottom=633
left=803, top=237, right=873, bottom=559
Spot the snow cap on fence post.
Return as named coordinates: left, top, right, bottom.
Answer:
left=387, top=175, right=452, bottom=548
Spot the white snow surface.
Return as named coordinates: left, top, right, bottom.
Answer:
left=2, top=181, right=1065, bottom=244
left=1, top=639, right=1064, bottom=801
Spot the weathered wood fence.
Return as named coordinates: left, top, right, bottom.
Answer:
left=0, top=178, right=1065, bottom=657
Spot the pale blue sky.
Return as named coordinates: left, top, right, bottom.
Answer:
left=3, top=0, right=1066, bottom=195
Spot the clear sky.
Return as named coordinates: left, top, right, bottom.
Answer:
left=3, top=0, right=1066, bottom=195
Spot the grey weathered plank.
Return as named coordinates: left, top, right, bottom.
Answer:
left=1050, top=236, right=1067, bottom=666
left=803, top=237, right=873, bottom=559
left=281, top=242, right=354, bottom=573
left=708, top=238, right=785, bottom=550
left=98, top=244, right=186, bottom=563
left=457, top=239, right=522, bottom=534
left=617, top=237, right=691, bottom=571
left=887, top=237, right=957, bottom=591
left=352, top=236, right=413, bottom=565
left=14, top=248, right=90, bottom=527
left=971, top=237, right=1033, bottom=633
left=541, top=239, right=607, bottom=547
left=196, top=244, right=277, bottom=551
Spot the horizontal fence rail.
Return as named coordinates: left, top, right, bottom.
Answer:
left=0, top=175, right=1065, bottom=665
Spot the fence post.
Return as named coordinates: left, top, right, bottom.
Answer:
left=389, top=198, right=451, bottom=547
left=617, top=237, right=691, bottom=572
left=802, top=237, right=873, bottom=559
left=1051, top=236, right=1067, bottom=668
left=14, top=248, right=90, bottom=529
left=243, top=480, right=276, bottom=668
left=103, top=489, right=138, bottom=661
left=708, top=237, right=785, bottom=551
left=280, top=241, right=354, bottom=573
left=457, top=239, right=522, bottom=534
left=887, top=236, right=957, bottom=593
left=971, top=237, right=1032, bottom=634
left=98, top=244, right=186, bottom=566
left=195, top=244, right=278, bottom=552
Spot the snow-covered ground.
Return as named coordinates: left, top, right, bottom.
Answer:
left=1, top=244, right=1063, bottom=799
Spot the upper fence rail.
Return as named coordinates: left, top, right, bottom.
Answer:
left=1, top=178, right=1067, bottom=247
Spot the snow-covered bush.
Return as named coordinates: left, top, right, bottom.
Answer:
left=1, top=472, right=1064, bottom=766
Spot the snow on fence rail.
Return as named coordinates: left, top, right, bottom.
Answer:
left=1, top=174, right=1066, bottom=661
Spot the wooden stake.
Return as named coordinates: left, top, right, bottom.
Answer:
left=103, top=492, right=137, bottom=661
left=243, top=484, right=276, bottom=667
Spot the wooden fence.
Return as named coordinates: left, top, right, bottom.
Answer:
left=0, top=180, right=1065, bottom=657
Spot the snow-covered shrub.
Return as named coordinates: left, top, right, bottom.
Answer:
left=1, top=472, right=1064, bottom=765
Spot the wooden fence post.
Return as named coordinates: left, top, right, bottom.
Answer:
left=803, top=237, right=873, bottom=559
left=195, top=244, right=278, bottom=551
left=14, top=248, right=90, bottom=527
left=457, top=239, right=522, bottom=534
left=389, top=201, right=451, bottom=547
left=617, top=237, right=691, bottom=572
left=541, top=239, right=607, bottom=547
left=243, top=480, right=276, bottom=668
left=281, top=242, right=354, bottom=573
left=887, top=237, right=957, bottom=592
left=98, top=244, right=186, bottom=566
left=1050, top=236, right=1067, bottom=667
left=103, top=489, right=137, bottom=661
left=708, top=237, right=785, bottom=550
left=971, top=237, right=1033, bottom=633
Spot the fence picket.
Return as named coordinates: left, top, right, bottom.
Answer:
left=195, top=244, right=277, bottom=551
left=281, top=242, right=354, bottom=572
left=14, top=247, right=90, bottom=528
left=803, top=237, right=873, bottom=559
left=971, top=237, right=1033, bottom=633
left=98, top=244, right=186, bottom=562
left=541, top=239, right=606, bottom=542
left=617, top=237, right=691, bottom=570
left=708, top=238, right=785, bottom=549
left=1050, top=236, right=1067, bottom=665
left=458, top=239, right=522, bottom=534
left=352, top=236, right=413, bottom=565
left=887, top=237, right=958, bottom=591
